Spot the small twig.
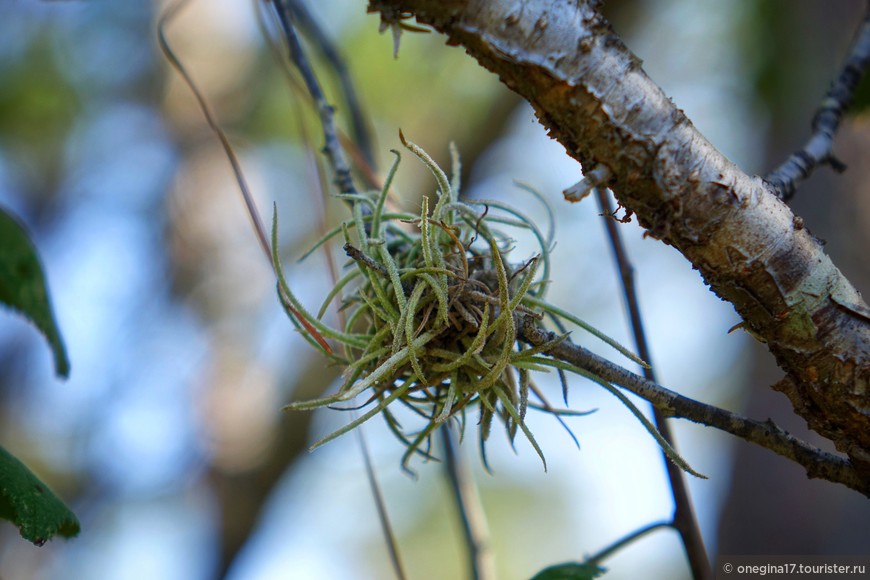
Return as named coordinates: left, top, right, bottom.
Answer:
left=595, top=188, right=711, bottom=580
left=563, top=164, right=611, bottom=203
left=766, top=1, right=870, bottom=201
left=586, top=521, right=673, bottom=567
left=517, top=316, right=870, bottom=497
left=257, top=1, right=381, bottom=190
left=284, top=0, right=376, bottom=168
left=441, top=426, right=496, bottom=580
left=357, top=426, right=408, bottom=580
left=344, top=242, right=389, bottom=277
left=271, top=0, right=358, bottom=195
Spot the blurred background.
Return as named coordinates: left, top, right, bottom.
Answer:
left=1, top=0, right=869, bottom=578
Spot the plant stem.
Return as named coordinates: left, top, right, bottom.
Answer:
left=441, top=426, right=496, bottom=580
left=517, top=317, right=868, bottom=495
left=595, top=188, right=712, bottom=580
left=271, top=0, right=357, bottom=195
left=586, top=521, right=674, bottom=566
left=157, top=0, right=271, bottom=261
left=357, top=426, right=408, bottom=580
left=283, top=0, right=376, bottom=168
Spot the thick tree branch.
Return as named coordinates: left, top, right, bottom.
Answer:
left=517, top=316, right=869, bottom=497
left=766, top=0, right=870, bottom=201
left=368, top=0, right=870, bottom=482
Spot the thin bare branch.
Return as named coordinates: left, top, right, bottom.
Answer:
left=766, top=1, right=870, bottom=200
left=517, top=316, right=870, bottom=497
left=357, top=426, right=409, bottom=580
left=271, top=0, right=358, bottom=195
left=595, top=188, right=711, bottom=580
left=441, top=426, right=496, bottom=580
left=284, top=0, right=376, bottom=168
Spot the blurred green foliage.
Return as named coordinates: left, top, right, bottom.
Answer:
left=0, top=445, right=80, bottom=546
left=530, top=562, right=606, bottom=580
left=0, top=35, right=78, bottom=197
left=0, top=207, right=76, bottom=546
left=0, top=207, right=68, bottom=377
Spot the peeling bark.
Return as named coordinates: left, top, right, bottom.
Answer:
left=369, top=0, right=870, bottom=479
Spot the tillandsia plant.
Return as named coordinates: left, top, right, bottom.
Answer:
left=276, top=133, right=702, bottom=477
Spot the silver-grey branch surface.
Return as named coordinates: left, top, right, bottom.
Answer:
left=367, top=0, right=870, bottom=485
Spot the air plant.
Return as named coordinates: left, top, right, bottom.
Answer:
left=273, top=133, right=702, bottom=476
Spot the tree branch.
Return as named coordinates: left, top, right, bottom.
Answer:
left=368, top=0, right=870, bottom=482
left=357, top=426, right=408, bottom=580
left=272, top=0, right=357, bottom=195
left=766, top=0, right=870, bottom=201
left=283, top=0, right=377, bottom=168
left=441, top=427, right=496, bottom=580
left=517, top=315, right=870, bottom=497
left=596, top=188, right=710, bottom=580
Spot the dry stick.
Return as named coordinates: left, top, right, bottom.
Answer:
left=356, top=427, right=408, bottom=580
left=595, top=188, right=711, bottom=580
left=441, top=426, right=496, bottom=580
left=257, top=0, right=382, bottom=192
left=257, top=1, right=379, bottom=198
left=517, top=317, right=870, bottom=497
left=284, top=0, right=376, bottom=168
left=271, top=0, right=357, bottom=195
left=766, top=0, right=870, bottom=201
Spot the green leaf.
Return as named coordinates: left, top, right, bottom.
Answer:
left=0, top=446, right=80, bottom=545
left=0, top=208, right=69, bottom=378
left=530, top=562, right=607, bottom=580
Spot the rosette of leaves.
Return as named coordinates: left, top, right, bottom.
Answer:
left=275, top=135, right=700, bottom=476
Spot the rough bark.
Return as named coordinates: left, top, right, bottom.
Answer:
left=369, top=0, right=870, bottom=479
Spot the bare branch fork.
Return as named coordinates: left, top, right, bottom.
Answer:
left=766, top=0, right=870, bottom=201
left=369, top=0, right=870, bottom=488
